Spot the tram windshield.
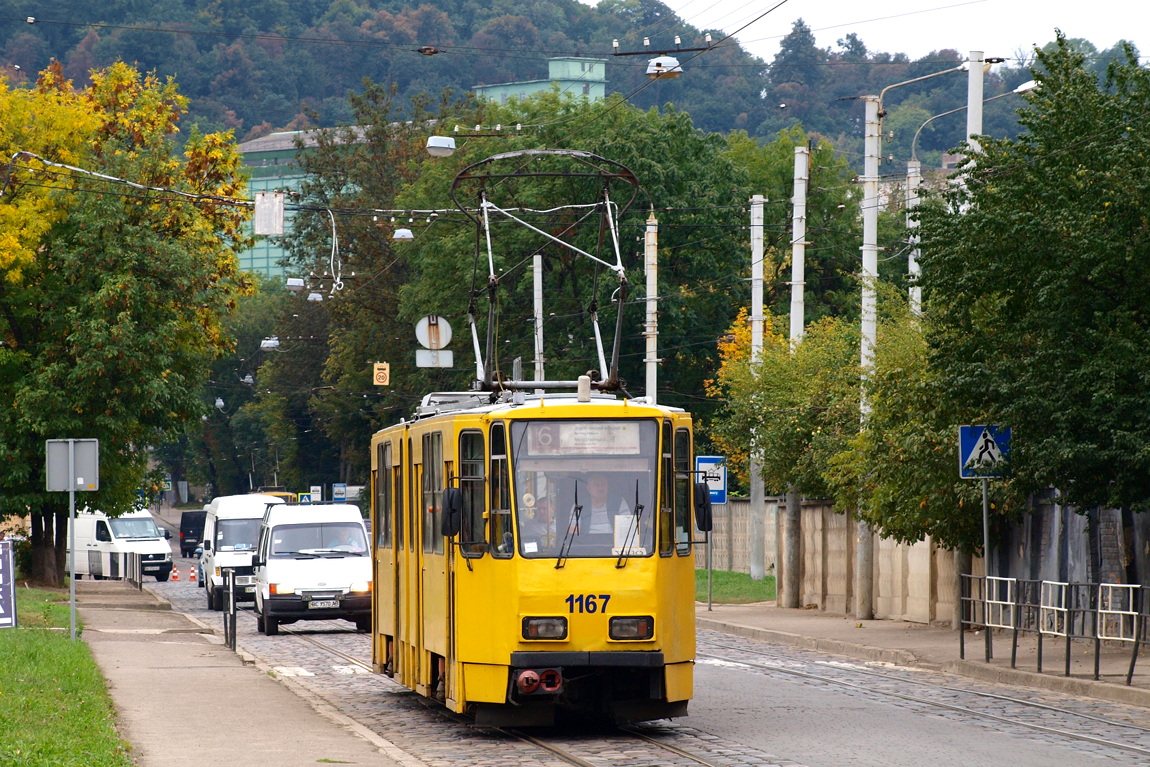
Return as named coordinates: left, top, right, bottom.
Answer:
left=510, top=419, right=657, bottom=559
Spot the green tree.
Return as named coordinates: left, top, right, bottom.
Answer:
left=0, top=63, right=252, bottom=585
left=918, top=36, right=1150, bottom=512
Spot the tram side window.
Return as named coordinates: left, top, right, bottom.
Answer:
left=459, top=431, right=487, bottom=555
left=675, top=428, right=692, bottom=555
left=659, top=420, right=674, bottom=556
left=489, top=422, right=513, bottom=558
left=375, top=441, right=393, bottom=547
left=422, top=432, right=445, bottom=554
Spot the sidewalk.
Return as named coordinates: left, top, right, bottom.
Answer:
left=77, top=579, right=406, bottom=767
left=697, top=601, right=1150, bottom=708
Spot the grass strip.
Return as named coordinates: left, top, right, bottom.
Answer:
left=696, top=568, right=777, bottom=603
left=0, top=586, right=132, bottom=766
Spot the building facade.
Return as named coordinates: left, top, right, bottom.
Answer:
left=474, top=57, right=607, bottom=104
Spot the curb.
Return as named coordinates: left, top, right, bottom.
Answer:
left=699, top=616, right=1150, bottom=710
left=697, top=617, right=923, bottom=668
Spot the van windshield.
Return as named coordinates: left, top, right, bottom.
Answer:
left=216, top=518, right=262, bottom=551
left=269, top=522, right=367, bottom=556
left=108, top=516, right=162, bottom=539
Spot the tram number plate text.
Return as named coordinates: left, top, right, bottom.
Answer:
left=309, top=600, right=340, bottom=609
left=565, top=594, right=611, bottom=614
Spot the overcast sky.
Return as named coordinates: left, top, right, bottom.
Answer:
left=644, top=0, right=1148, bottom=65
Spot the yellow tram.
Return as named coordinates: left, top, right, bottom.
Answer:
left=368, top=386, right=712, bottom=725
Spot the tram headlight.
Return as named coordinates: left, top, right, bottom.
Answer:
left=269, top=583, right=295, bottom=595
left=349, top=580, right=372, bottom=594
left=522, top=616, right=568, bottom=640
left=609, top=616, right=654, bottom=640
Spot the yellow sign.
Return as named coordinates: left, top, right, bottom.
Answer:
left=373, top=362, right=390, bottom=386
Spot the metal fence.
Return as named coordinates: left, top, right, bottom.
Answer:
left=960, top=574, right=1148, bottom=685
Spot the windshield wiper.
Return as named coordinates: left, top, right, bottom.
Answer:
left=615, top=480, right=645, bottom=568
left=555, top=485, right=582, bottom=569
left=276, top=551, right=320, bottom=559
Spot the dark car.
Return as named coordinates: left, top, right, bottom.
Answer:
left=179, top=510, right=207, bottom=558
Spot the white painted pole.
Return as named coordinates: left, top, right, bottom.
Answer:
left=966, top=51, right=985, bottom=154
left=790, top=146, right=809, bottom=343
left=856, top=96, right=881, bottom=621
left=749, top=195, right=766, bottom=582
left=784, top=147, right=809, bottom=606
left=534, top=253, right=544, bottom=390
left=644, top=211, right=659, bottom=404
left=907, top=159, right=922, bottom=315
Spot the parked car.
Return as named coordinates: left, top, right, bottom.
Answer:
left=67, top=508, right=173, bottom=581
left=200, top=494, right=284, bottom=610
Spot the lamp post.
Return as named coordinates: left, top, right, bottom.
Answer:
left=857, top=54, right=981, bottom=620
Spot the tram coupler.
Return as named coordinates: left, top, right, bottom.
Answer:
left=514, top=667, right=563, bottom=696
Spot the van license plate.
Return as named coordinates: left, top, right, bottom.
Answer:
left=309, top=600, right=339, bottom=609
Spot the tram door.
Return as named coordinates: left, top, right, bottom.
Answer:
left=373, top=439, right=398, bottom=673
left=419, top=431, right=450, bottom=698
left=397, top=435, right=421, bottom=690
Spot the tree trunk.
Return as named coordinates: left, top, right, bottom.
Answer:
left=28, top=512, right=64, bottom=587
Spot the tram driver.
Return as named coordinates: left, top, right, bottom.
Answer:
left=584, top=474, right=630, bottom=536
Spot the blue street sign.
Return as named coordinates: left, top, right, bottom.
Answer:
left=695, top=455, right=727, bottom=504
left=959, top=425, right=1012, bottom=479
left=298, top=493, right=312, bottom=503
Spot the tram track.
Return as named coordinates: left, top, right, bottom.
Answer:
left=282, top=625, right=776, bottom=767
left=698, top=636, right=1150, bottom=758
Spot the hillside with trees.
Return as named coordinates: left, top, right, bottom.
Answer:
left=3, top=2, right=1131, bottom=160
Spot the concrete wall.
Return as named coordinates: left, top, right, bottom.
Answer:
left=703, top=495, right=1148, bottom=624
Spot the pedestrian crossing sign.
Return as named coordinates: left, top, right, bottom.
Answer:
left=958, top=425, right=1011, bottom=479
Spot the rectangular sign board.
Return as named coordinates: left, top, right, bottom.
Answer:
left=695, top=455, right=727, bottom=505
left=332, top=483, right=347, bottom=500
left=959, top=425, right=1012, bottom=479
left=46, top=439, right=100, bottom=492
left=0, top=540, right=16, bottom=629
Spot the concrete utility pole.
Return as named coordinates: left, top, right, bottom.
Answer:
left=966, top=50, right=985, bottom=155
left=783, top=147, right=809, bottom=608
left=856, top=96, right=881, bottom=620
left=644, top=211, right=659, bottom=403
left=534, top=252, right=544, bottom=389
left=748, top=194, right=766, bottom=582
left=857, top=59, right=970, bottom=621
left=907, top=159, right=922, bottom=315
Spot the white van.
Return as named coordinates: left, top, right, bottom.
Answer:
left=68, top=508, right=173, bottom=581
left=200, top=493, right=284, bottom=611
left=252, top=503, right=371, bottom=636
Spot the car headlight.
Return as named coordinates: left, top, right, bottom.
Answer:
left=609, top=616, right=654, bottom=640
left=269, top=583, right=295, bottom=595
left=349, top=581, right=372, bottom=594
left=522, top=616, right=567, bottom=640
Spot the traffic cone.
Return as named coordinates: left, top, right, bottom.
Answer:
left=171, top=567, right=179, bottom=581
left=188, top=566, right=197, bottom=583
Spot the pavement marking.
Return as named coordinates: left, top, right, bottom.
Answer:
left=331, top=665, right=372, bottom=675
left=273, top=666, right=315, bottom=677
left=697, top=657, right=752, bottom=669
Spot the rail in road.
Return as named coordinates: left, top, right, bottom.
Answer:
left=151, top=568, right=1150, bottom=767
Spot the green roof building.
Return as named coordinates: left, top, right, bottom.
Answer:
left=474, top=57, right=607, bottom=104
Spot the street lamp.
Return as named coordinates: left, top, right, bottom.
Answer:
left=856, top=52, right=991, bottom=621
left=906, top=79, right=1037, bottom=313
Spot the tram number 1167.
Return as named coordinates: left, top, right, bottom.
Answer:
left=565, top=593, right=611, bottom=613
